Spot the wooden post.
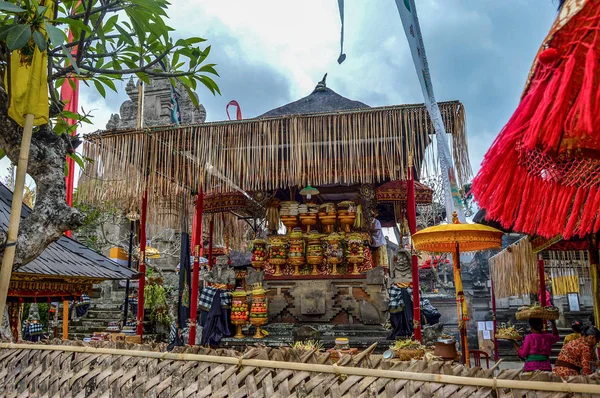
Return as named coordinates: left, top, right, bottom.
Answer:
left=406, top=155, right=421, bottom=342
left=189, top=189, right=203, bottom=345
left=588, top=234, right=600, bottom=330
left=0, top=113, right=35, bottom=319
left=491, top=277, right=499, bottom=361
left=455, top=242, right=469, bottom=365
left=62, top=300, right=69, bottom=340
left=538, top=254, right=546, bottom=306
left=136, top=191, right=148, bottom=337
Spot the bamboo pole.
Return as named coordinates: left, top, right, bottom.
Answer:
left=62, top=300, right=68, bottom=339
left=491, top=277, right=499, bottom=361
left=0, top=113, right=35, bottom=319
left=2, top=343, right=600, bottom=394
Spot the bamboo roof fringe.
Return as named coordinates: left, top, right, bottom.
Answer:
left=489, top=236, right=539, bottom=299
left=79, top=101, right=470, bottom=210
left=1, top=341, right=599, bottom=397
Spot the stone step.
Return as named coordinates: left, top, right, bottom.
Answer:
left=85, top=310, right=124, bottom=320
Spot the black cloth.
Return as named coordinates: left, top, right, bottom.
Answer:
left=177, top=231, right=192, bottom=329
left=388, top=287, right=414, bottom=339
left=421, top=299, right=441, bottom=325
left=167, top=322, right=184, bottom=351
left=199, top=292, right=231, bottom=347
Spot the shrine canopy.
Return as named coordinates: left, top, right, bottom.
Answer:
left=0, top=183, right=138, bottom=302
left=79, top=77, right=470, bottom=216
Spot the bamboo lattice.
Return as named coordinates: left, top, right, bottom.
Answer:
left=79, top=102, right=470, bottom=221
left=0, top=340, right=599, bottom=397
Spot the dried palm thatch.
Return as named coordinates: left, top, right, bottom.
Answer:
left=1, top=341, right=599, bottom=397
left=79, top=102, right=470, bottom=221
left=489, top=236, right=539, bottom=299
left=489, top=242, right=531, bottom=299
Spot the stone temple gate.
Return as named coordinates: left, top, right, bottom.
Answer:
left=106, top=76, right=207, bottom=129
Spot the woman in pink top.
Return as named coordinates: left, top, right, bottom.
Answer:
left=512, top=318, right=559, bottom=372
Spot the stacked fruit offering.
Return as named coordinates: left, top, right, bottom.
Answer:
left=250, top=287, right=269, bottom=338
left=251, top=239, right=267, bottom=269
left=231, top=289, right=249, bottom=322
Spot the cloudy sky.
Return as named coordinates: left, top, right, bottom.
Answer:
left=1, top=1, right=560, bottom=182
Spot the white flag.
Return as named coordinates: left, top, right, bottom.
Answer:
left=394, top=0, right=466, bottom=222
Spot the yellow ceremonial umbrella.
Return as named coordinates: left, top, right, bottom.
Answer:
left=412, top=212, right=503, bottom=366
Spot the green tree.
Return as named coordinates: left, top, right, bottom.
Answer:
left=0, top=0, right=219, bottom=268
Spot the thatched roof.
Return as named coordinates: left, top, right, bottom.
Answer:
left=259, top=74, right=369, bottom=118
left=80, top=80, right=470, bottom=225
left=0, top=183, right=138, bottom=281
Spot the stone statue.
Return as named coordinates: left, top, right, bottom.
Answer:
left=201, top=256, right=235, bottom=286
left=390, top=248, right=412, bottom=284
left=245, top=267, right=264, bottom=287
left=105, top=76, right=207, bottom=130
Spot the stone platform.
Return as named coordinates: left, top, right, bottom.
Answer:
left=220, top=323, right=395, bottom=354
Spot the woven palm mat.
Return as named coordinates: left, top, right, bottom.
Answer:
left=0, top=339, right=598, bottom=397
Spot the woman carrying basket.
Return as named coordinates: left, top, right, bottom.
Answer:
left=511, top=318, right=559, bottom=372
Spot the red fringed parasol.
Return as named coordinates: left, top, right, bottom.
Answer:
left=203, top=191, right=247, bottom=214
left=472, top=1, right=600, bottom=239
left=376, top=180, right=433, bottom=204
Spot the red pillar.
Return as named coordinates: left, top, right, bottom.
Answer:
left=63, top=29, right=80, bottom=238
left=189, top=189, right=203, bottom=345
left=491, top=276, right=499, bottom=361
left=538, top=254, right=546, bottom=306
left=406, top=160, right=422, bottom=342
left=136, top=191, right=148, bottom=336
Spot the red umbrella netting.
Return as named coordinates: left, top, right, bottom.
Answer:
left=473, top=1, right=600, bottom=239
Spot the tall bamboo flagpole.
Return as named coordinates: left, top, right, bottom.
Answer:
left=0, top=114, right=35, bottom=319
left=0, top=1, right=55, bottom=321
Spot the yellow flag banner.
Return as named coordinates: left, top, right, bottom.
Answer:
left=4, top=1, right=53, bottom=127
left=552, top=274, right=580, bottom=296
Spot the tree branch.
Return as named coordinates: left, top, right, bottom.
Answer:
left=75, top=0, right=95, bottom=66
left=49, top=47, right=173, bottom=79
left=0, top=89, right=84, bottom=268
left=68, top=0, right=123, bottom=20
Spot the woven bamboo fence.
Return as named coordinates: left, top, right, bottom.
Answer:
left=0, top=340, right=599, bottom=397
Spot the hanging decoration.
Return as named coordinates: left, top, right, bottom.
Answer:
left=472, top=1, right=600, bottom=239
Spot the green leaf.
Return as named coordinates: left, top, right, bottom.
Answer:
left=114, top=24, right=134, bottom=46
left=68, top=152, right=85, bottom=170
left=136, top=72, right=150, bottom=85
left=44, top=22, right=66, bottom=47
left=103, top=15, right=118, bottom=32
left=93, top=79, right=106, bottom=98
left=0, top=148, right=4, bottom=160
left=6, top=24, right=31, bottom=51
left=0, top=25, right=17, bottom=41
left=0, top=1, right=25, bottom=12
left=98, top=76, right=117, bottom=93
left=32, top=29, right=47, bottom=51
left=183, top=85, right=199, bottom=107
left=36, top=5, right=46, bottom=16
left=54, top=18, right=92, bottom=35
left=61, top=45, right=80, bottom=74
left=198, top=63, right=218, bottom=76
